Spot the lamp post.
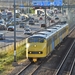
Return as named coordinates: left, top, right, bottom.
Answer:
left=27, top=0, right=29, bottom=14
left=21, top=0, right=23, bottom=13
left=45, top=8, right=46, bottom=29
left=12, top=0, right=18, bottom=66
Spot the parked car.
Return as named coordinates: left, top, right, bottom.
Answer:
left=40, top=13, right=45, bottom=16
left=7, top=11, right=12, bottom=20
left=0, top=33, right=5, bottom=40
left=0, top=25, right=7, bottom=30
left=0, top=19, right=7, bottom=30
left=1, top=11, right=7, bottom=21
left=7, top=26, right=14, bottom=31
left=24, top=28, right=32, bottom=35
left=6, top=17, right=20, bottom=27
left=19, top=22, right=25, bottom=28
left=0, top=19, right=5, bottom=25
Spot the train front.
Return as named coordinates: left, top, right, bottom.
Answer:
left=26, top=36, right=47, bottom=62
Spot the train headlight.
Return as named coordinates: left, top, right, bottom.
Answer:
left=39, top=52, right=41, bottom=54
left=26, top=44, right=29, bottom=48
left=30, top=52, right=32, bottom=54
left=39, top=52, right=42, bottom=54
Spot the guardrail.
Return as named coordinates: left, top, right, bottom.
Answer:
left=0, top=38, right=26, bottom=52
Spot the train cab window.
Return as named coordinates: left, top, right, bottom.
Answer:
left=39, top=38, right=44, bottom=43
left=28, top=36, right=45, bottom=43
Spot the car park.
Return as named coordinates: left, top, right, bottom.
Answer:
left=24, top=28, right=32, bottom=35
left=7, top=26, right=14, bottom=31
left=0, top=33, right=5, bottom=40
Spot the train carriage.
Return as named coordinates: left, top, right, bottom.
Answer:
left=25, top=23, right=69, bottom=62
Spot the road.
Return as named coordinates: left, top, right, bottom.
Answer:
left=0, top=23, right=43, bottom=47
left=0, top=14, right=60, bottom=48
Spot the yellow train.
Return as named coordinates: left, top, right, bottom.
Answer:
left=25, top=23, right=69, bottom=62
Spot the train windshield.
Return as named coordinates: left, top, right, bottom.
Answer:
left=28, top=36, right=45, bottom=43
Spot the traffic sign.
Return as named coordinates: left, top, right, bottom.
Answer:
left=19, top=4, right=25, bottom=8
left=54, top=0, right=63, bottom=6
left=32, top=1, right=50, bottom=6
left=32, top=0, right=63, bottom=6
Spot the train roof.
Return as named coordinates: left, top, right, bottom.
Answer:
left=28, top=23, right=68, bottom=39
left=38, top=31, right=51, bottom=35
left=31, top=34, right=47, bottom=38
left=46, top=28, right=56, bottom=32
left=32, top=31, right=52, bottom=38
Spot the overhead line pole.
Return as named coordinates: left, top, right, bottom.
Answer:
left=12, top=0, right=18, bottom=66
left=45, top=8, right=47, bottom=29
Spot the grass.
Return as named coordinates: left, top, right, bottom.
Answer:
left=0, top=43, right=26, bottom=75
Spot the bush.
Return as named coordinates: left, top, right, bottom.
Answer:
left=29, top=8, right=35, bottom=13
left=0, top=52, right=7, bottom=58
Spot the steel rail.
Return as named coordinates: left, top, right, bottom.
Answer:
left=53, top=40, right=75, bottom=75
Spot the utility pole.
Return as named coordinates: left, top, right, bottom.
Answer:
left=45, top=8, right=46, bottom=29
left=12, top=0, right=18, bottom=66
left=28, top=0, right=29, bottom=14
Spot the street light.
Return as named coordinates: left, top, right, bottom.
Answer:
left=21, top=0, right=23, bottom=13
left=28, top=0, right=29, bottom=14
left=45, top=8, right=46, bottom=29
left=12, top=0, right=18, bottom=66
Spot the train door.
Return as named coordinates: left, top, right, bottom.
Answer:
left=52, top=37, right=55, bottom=50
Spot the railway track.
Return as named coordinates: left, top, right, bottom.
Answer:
left=53, top=39, right=75, bottom=75
left=69, top=58, right=75, bottom=75
left=16, top=39, right=75, bottom=75
left=16, top=47, right=53, bottom=75
left=16, top=54, right=53, bottom=75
